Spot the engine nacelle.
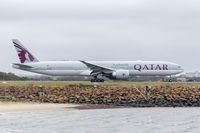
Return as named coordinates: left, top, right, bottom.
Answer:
left=112, top=70, right=130, bottom=79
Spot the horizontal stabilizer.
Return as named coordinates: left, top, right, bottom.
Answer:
left=12, top=63, right=33, bottom=69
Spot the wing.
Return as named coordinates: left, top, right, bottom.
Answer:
left=79, top=61, right=114, bottom=75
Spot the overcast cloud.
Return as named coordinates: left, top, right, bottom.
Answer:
left=0, top=0, right=200, bottom=75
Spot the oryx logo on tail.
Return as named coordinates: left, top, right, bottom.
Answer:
left=12, top=39, right=39, bottom=63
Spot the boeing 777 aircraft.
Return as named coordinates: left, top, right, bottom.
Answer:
left=12, top=39, right=184, bottom=82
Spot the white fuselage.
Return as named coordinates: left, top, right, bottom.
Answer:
left=13, top=61, right=183, bottom=77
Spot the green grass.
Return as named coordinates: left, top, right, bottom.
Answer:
left=0, top=81, right=100, bottom=87
left=0, top=97, right=11, bottom=101
left=0, top=81, right=200, bottom=88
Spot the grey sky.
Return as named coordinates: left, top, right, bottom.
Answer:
left=0, top=0, right=200, bottom=75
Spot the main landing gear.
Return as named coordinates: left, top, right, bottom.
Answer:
left=90, top=74, right=105, bottom=82
left=90, top=79, right=104, bottom=82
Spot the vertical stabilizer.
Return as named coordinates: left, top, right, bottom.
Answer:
left=12, top=39, right=39, bottom=63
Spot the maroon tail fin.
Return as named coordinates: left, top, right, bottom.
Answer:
left=12, top=39, right=39, bottom=63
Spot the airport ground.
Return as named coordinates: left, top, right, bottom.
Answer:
left=1, top=80, right=200, bottom=87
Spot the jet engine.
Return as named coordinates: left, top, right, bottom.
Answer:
left=112, top=70, right=130, bottom=79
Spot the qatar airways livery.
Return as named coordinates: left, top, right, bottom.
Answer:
left=12, top=39, right=184, bottom=82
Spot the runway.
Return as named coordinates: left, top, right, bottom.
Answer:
left=1, top=81, right=200, bottom=86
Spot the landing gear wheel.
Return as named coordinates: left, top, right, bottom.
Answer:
left=90, top=79, right=104, bottom=82
left=100, top=79, right=104, bottom=82
left=91, top=79, right=95, bottom=82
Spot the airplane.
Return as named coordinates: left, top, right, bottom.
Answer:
left=12, top=39, right=184, bottom=82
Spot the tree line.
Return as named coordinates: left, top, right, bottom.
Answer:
left=0, top=72, right=29, bottom=80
